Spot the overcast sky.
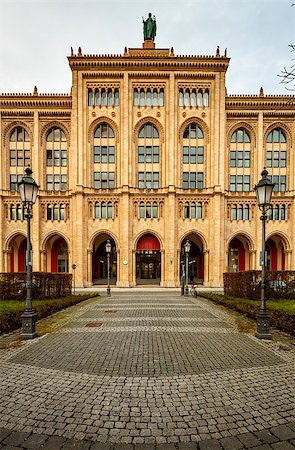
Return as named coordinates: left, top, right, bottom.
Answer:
left=0, top=0, right=294, bottom=95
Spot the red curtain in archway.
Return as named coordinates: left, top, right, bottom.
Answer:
left=137, top=234, right=160, bottom=250
left=18, top=240, right=26, bottom=272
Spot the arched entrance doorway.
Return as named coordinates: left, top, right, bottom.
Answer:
left=92, top=234, right=117, bottom=285
left=266, top=236, right=286, bottom=270
left=44, top=235, right=69, bottom=272
left=180, top=234, right=204, bottom=285
left=136, top=233, right=161, bottom=285
left=228, top=236, right=250, bottom=272
left=7, top=234, right=26, bottom=272
left=228, top=235, right=252, bottom=272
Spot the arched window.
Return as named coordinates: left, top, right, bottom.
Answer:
left=179, top=89, right=184, bottom=107
left=94, top=123, right=114, bottom=139
left=107, top=202, right=113, bottom=219
left=139, top=123, right=159, bottom=139
left=45, top=127, right=68, bottom=192
left=191, top=89, right=197, bottom=107
left=184, top=89, right=190, bottom=107
left=182, top=123, right=205, bottom=190
left=197, top=90, right=203, bottom=107
left=93, top=122, right=116, bottom=187
left=114, top=89, right=119, bottom=106
left=146, top=202, right=151, bottom=218
left=53, top=204, right=59, bottom=220
left=139, top=202, right=145, bottom=218
left=280, top=205, right=286, bottom=220
left=46, top=127, right=67, bottom=167
left=88, top=89, right=93, bottom=106
left=60, top=204, right=65, bottom=221
left=203, top=90, right=209, bottom=107
left=229, top=128, right=251, bottom=193
left=138, top=123, right=160, bottom=189
left=266, top=128, right=287, bottom=193
left=153, top=89, right=158, bottom=106
left=267, top=128, right=286, bottom=143
left=140, top=89, right=145, bottom=106
left=134, top=88, right=139, bottom=106
left=146, top=89, right=152, bottom=106
left=197, top=202, right=203, bottom=219
left=9, top=126, right=31, bottom=190
left=101, top=89, right=107, bottom=106
left=95, top=89, right=100, bottom=106
left=152, top=202, right=158, bottom=218
left=95, top=202, right=101, bottom=219
left=101, top=201, right=107, bottom=218
left=244, top=205, right=250, bottom=220
left=159, top=89, right=164, bottom=106
left=107, top=89, right=113, bottom=106
left=232, top=205, right=237, bottom=220
left=190, top=202, right=196, bottom=219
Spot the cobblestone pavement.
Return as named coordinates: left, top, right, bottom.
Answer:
left=0, top=292, right=295, bottom=450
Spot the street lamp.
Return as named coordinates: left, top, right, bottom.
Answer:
left=254, top=168, right=275, bottom=340
left=17, top=167, right=39, bottom=339
left=184, top=240, right=191, bottom=296
left=71, top=264, right=77, bottom=295
left=105, top=240, right=111, bottom=297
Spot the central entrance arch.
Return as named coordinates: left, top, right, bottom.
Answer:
left=92, top=233, right=117, bottom=285
left=136, top=233, right=161, bottom=285
left=180, top=234, right=204, bottom=285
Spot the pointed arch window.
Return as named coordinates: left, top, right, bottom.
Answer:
left=137, top=122, right=160, bottom=181
left=182, top=123, right=205, bottom=190
left=93, top=123, right=116, bottom=188
left=266, top=128, right=287, bottom=173
left=229, top=127, right=251, bottom=192
left=9, top=126, right=31, bottom=190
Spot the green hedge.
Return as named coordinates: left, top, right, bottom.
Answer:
left=199, top=293, right=295, bottom=336
left=0, top=295, right=96, bottom=335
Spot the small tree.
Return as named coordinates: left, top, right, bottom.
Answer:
left=278, top=4, right=295, bottom=90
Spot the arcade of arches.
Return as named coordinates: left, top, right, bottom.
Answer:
left=6, top=231, right=290, bottom=285
left=228, top=234, right=287, bottom=272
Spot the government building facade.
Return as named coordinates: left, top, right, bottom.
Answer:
left=0, top=29, right=294, bottom=287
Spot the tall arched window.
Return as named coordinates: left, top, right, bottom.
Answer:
left=137, top=123, right=160, bottom=189
left=9, top=126, right=31, bottom=191
left=182, top=123, right=205, bottom=190
left=93, top=123, right=116, bottom=189
left=266, top=128, right=287, bottom=192
left=46, top=127, right=67, bottom=192
left=229, top=127, right=251, bottom=192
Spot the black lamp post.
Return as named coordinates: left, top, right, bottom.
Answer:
left=184, top=240, right=191, bottom=296
left=105, top=240, right=111, bottom=297
left=254, top=168, right=275, bottom=340
left=17, top=167, right=39, bottom=339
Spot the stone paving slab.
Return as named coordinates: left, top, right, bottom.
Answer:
left=0, top=292, right=294, bottom=448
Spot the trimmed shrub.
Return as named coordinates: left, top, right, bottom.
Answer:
left=0, top=272, right=72, bottom=301
left=200, top=292, right=295, bottom=336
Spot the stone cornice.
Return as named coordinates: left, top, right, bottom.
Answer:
left=226, top=95, right=294, bottom=110
left=0, top=95, right=72, bottom=108
left=1, top=111, right=34, bottom=117
left=39, top=111, right=71, bottom=117
left=68, top=55, right=230, bottom=72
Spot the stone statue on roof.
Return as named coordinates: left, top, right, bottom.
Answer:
left=143, top=13, right=157, bottom=41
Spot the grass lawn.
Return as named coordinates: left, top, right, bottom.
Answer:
left=0, top=294, right=98, bottom=335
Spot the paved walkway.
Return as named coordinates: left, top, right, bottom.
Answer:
left=0, top=292, right=294, bottom=450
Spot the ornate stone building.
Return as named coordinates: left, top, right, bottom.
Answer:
left=0, top=34, right=294, bottom=287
